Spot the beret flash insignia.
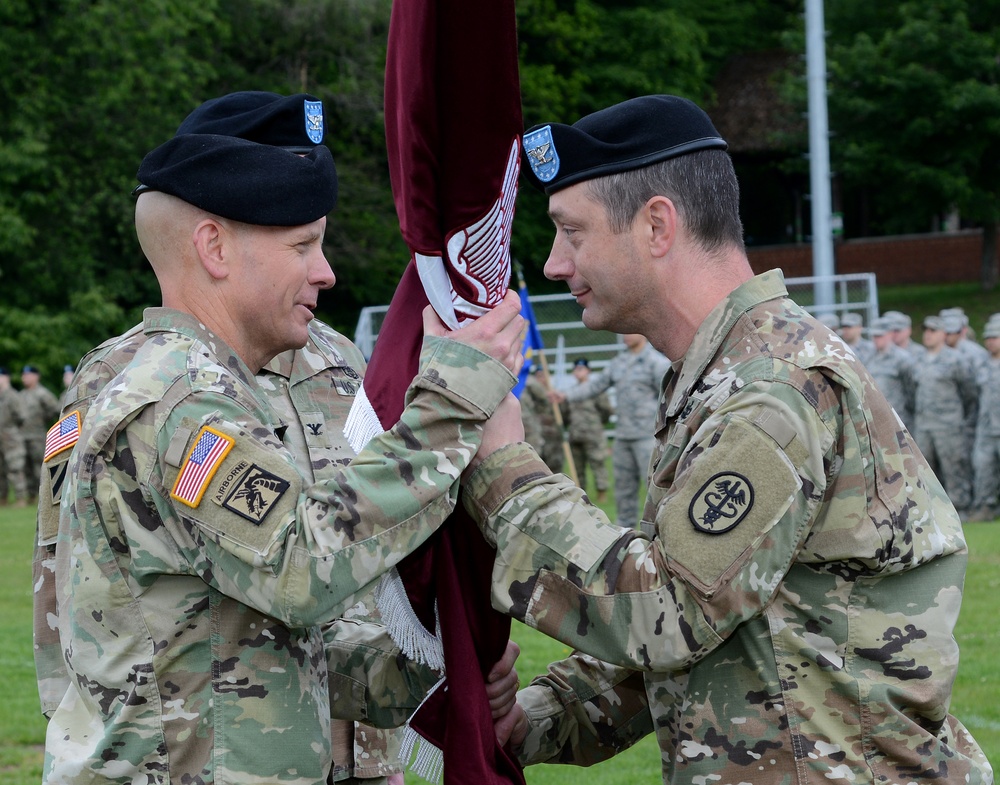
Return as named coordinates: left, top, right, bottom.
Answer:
left=524, top=125, right=560, bottom=183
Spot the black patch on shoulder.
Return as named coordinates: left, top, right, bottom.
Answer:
left=222, top=465, right=290, bottom=524
left=688, top=472, right=754, bottom=534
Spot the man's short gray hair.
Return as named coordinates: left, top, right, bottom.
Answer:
left=586, top=150, right=745, bottom=254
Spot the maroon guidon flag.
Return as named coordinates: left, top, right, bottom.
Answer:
left=342, top=0, right=524, bottom=783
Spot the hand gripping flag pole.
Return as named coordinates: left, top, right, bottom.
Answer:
left=343, top=0, right=525, bottom=782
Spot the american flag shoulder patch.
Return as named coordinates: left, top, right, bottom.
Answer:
left=44, top=410, right=82, bottom=462
left=171, top=426, right=235, bottom=508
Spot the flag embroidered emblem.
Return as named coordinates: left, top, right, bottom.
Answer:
left=171, top=426, right=235, bottom=508
left=44, top=411, right=81, bottom=462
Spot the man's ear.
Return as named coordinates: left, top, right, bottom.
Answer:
left=645, top=195, right=677, bottom=259
left=192, top=218, right=230, bottom=280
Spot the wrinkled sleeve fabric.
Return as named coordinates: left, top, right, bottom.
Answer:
left=463, top=378, right=834, bottom=672
left=140, top=335, right=514, bottom=629
left=323, top=617, right=441, bottom=729
left=515, top=651, right=654, bottom=768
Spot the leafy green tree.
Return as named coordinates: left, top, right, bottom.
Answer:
left=827, top=0, right=1000, bottom=288
left=211, top=0, right=408, bottom=334
left=511, top=0, right=799, bottom=286
left=0, top=0, right=227, bottom=370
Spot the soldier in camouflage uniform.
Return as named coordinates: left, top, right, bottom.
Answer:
left=562, top=358, right=612, bottom=502
left=519, top=366, right=550, bottom=461
left=838, top=311, right=875, bottom=365
left=20, top=364, right=61, bottom=499
left=552, top=333, right=670, bottom=527
left=864, top=316, right=917, bottom=433
left=968, top=321, right=1000, bottom=521
left=915, top=315, right=979, bottom=515
left=942, top=308, right=989, bottom=458
left=529, top=366, right=564, bottom=473
left=42, top=120, right=524, bottom=784
left=0, top=366, right=29, bottom=505
left=462, top=95, right=991, bottom=784
left=883, top=309, right=926, bottom=361
left=35, top=93, right=523, bottom=785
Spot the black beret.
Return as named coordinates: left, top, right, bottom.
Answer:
left=135, top=134, right=337, bottom=226
left=522, top=95, right=728, bottom=194
left=573, top=357, right=589, bottom=367
left=23, top=365, right=39, bottom=374
left=176, top=92, right=326, bottom=152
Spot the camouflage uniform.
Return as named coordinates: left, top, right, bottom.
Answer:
left=955, top=338, right=990, bottom=452
left=20, top=379, right=61, bottom=496
left=256, top=324, right=401, bottom=784
left=535, top=377, right=564, bottom=474
left=971, top=353, right=1000, bottom=517
left=519, top=371, right=549, bottom=458
left=34, top=323, right=152, bottom=718
left=914, top=345, right=978, bottom=512
left=865, top=340, right=917, bottom=433
left=563, top=384, right=612, bottom=495
left=563, top=342, right=670, bottom=527
left=463, top=271, right=991, bottom=785
left=844, top=336, right=875, bottom=366
left=43, top=307, right=513, bottom=784
left=0, top=381, right=27, bottom=503
left=35, top=323, right=410, bottom=783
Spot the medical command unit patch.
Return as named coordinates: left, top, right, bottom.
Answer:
left=171, top=426, right=235, bottom=507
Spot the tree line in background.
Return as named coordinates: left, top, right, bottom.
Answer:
left=1, top=0, right=998, bottom=385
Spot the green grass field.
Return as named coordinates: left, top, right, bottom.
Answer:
left=3, top=502, right=997, bottom=784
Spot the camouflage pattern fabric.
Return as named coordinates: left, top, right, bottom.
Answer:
left=609, top=435, right=653, bottom=529
left=914, top=345, right=978, bottom=512
left=0, top=384, right=27, bottom=501
left=33, top=323, right=150, bottom=717
left=563, top=390, right=612, bottom=493
left=971, top=354, right=1000, bottom=514
left=536, top=391, right=564, bottom=473
left=43, top=307, right=513, bottom=784
left=900, top=339, right=927, bottom=361
left=35, top=322, right=412, bottom=781
left=845, top=335, right=875, bottom=366
left=563, top=343, right=669, bottom=526
left=864, top=341, right=917, bottom=433
left=955, top=338, right=991, bottom=452
left=518, top=373, right=548, bottom=458
left=463, top=270, right=992, bottom=785
left=563, top=343, right=669, bottom=440
left=257, top=323, right=401, bottom=783
left=20, top=382, right=61, bottom=494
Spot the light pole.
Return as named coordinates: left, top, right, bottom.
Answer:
left=806, top=0, right=835, bottom=310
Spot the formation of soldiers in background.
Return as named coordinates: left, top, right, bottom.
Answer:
left=520, top=307, right=1000, bottom=527
left=0, top=365, right=71, bottom=507
left=4, top=305, right=1000, bottom=525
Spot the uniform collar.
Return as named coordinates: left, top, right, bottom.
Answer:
left=664, top=269, right=787, bottom=418
left=261, top=321, right=350, bottom=383
left=142, top=306, right=257, bottom=387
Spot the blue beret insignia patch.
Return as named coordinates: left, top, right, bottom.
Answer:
left=689, top=472, right=754, bottom=534
left=304, top=99, right=324, bottom=144
left=524, top=125, right=560, bottom=183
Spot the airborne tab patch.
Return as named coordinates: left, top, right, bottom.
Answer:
left=171, top=426, right=235, bottom=508
left=221, top=465, right=290, bottom=525
left=44, top=410, right=81, bottom=462
left=689, top=472, right=754, bottom=534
